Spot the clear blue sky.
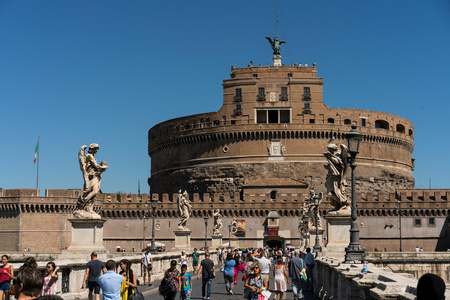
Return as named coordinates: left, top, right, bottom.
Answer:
left=1, top=1, right=449, bottom=194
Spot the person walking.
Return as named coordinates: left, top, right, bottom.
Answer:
left=253, top=251, right=271, bottom=289
left=179, top=264, right=192, bottom=300
left=0, top=255, right=13, bottom=300
left=244, top=262, right=268, bottom=300
left=304, top=248, right=315, bottom=291
left=161, top=260, right=180, bottom=300
left=289, top=250, right=304, bottom=300
left=197, top=252, right=215, bottom=300
left=180, top=251, right=187, bottom=266
left=42, top=262, right=59, bottom=295
left=82, top=252, right=106, bottom=300
left=98, top=260, right=123, bottom=300
left=119, top=259, right=137, bottom=300
left=192, top=249, right=200, bottom=273
left=141, top=247, right=153, bottom=286
left=223, top=253, right=236, bottom=295
left=233, top=249, right=241, bottom=284
left=273, top=258, right=289, bottom=300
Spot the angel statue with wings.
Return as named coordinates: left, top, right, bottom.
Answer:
left=75, top=143, right=108, bottom=219
left=324, top=143, right=351, bottom=215
left=265, top=36, right=286, bottom=56
left=177, top=190, right=192, bottom=230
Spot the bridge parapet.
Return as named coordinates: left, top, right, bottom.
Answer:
left=314, top=255, right=450, bottom=299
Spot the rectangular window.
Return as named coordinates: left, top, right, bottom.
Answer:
left=280, top=110, right=290, bottom=123
left=304, top=103, right=310, bottom=109
left=428, top=218, right=436, bottom=226
left=304, top=87, right=310, bottom=96
left=309, top=119, right=315, bottom=124
left=281, top=87, right=287, bottom=95
left=268, top=110, right=278, bottom=123
left=257, top=110, right=267, bottom=123
left=256, top=109, right=291, bottom=124
left=362, top=118, right=366, bottom=127
left=236, top=104, right=241, bottom=111
left=235, top=88, right=242, bottom=97
left=287, top=73, right=292, bottom=78
left=258, top=88, right=265, bottom=97
left=414, top=218, right=422, bottom=227
left=253, top=74, right=258, bottom=78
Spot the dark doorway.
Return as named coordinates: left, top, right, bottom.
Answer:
left=266, top=239, right=283, bottom=248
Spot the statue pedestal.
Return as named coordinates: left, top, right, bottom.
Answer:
left=230, top=237, right=239, bottom=248
left=324, top=215, right=351, bottom=256
left=308, top=228, right=325, bottom=249
left=211, top=234, right=223, bottom=248
left=59, top=219, right=107, bottom=260
left=273, top=55, right=282, bottom=66
left=173, top=230, right=192, bottom=250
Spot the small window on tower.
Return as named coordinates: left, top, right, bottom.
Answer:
left=287, top=73, right=292, bottom=78
left=281, top=87, right=287, bottom=95
left=362, top=119, right=366, bottom=127
left=253, top=74, right=258, bottom=78
left=258, top=88, right=265, bottom=97
left=235, top=89, right=242, bottom=97
left=304, top=87, right=311, bottom=97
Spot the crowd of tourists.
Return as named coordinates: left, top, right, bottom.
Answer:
left=0, top=246, right=447, bottom=300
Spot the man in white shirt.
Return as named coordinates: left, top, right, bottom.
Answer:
left=141, top=247, right=153, bottom=286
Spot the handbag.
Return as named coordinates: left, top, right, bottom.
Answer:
left=300, top=259, right=307, bottom=281
left=237, top=263, right=245, bottom=272
left=129, top=287, right=144, bottom=300
left=258, top=290, right=271, bottom=300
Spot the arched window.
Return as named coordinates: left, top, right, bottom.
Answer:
left=375, top=120, right=389, bottom=129
left=396, top=124, right=405, bottom=133
left=270, top=190, right=277, bottom=200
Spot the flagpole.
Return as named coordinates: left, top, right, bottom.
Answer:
left=36, top=135, right=40, bottom=190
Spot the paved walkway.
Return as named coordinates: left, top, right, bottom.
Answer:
left=139, top=271, right=319, bottom=300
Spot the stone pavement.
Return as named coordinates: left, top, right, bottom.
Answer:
left=138, top=271, right=319, bottom=300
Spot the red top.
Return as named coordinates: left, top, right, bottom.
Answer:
left=0, top=267, right=10, bottom=283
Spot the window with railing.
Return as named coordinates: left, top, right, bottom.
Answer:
left=280, top=87, right=288, bottom=101
left=257, top=88, right=266, bottom=101
left=234, top=88, right=242, bottom=101
left=303, top=87, right=311, bottom=100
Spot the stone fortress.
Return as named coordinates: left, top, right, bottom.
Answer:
left=1, top=49, right=449, bottom=255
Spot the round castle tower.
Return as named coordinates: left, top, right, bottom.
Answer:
left=148, top=57, right=414, bottom=197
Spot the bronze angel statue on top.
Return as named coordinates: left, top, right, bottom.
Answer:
left=265, top=36, right=286, bottom=56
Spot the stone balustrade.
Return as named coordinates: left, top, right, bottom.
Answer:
left=9, top=250, right=216, bottom=300
left=313, top=255, right=450, bottom=299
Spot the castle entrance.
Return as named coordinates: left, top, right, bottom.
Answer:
left=265, top=239, right=284, bottom=249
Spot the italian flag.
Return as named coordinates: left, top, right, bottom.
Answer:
left=34, top=140, right=39, bottom=164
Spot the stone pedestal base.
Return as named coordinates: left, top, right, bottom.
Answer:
left=173, top=230, right=192, bottom=250
left=59, top=219, right=107, bottom=260
left=273, top=55, right=282, bottom=66
left=211, top=234, right=223, bottom=248
left=230, top=237, right=239, bottom=248
left=324, top=215, right=351, bottom=254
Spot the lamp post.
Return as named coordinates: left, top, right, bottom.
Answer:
left=204, top=214, right=209, bottom=250
left=312, top=193, right=322, bottom=253
left=344, top=124, right=366, bottom=263
left=228, top=224, right=232, bottom=248
left=141, top=204, right=150, bottom=250
left=395, top=200, right=403, bottom=252
left=149, top=196, right=159, bottom=253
